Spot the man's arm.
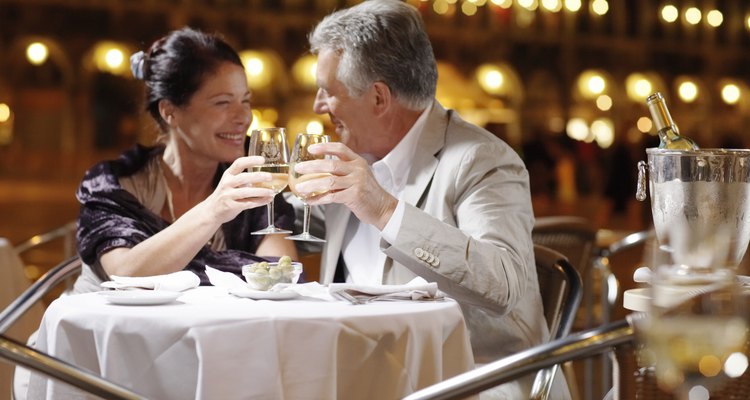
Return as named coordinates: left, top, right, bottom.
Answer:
left=381, top=140, right=535, bottom=313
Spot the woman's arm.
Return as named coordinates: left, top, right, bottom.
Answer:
left=255, top=235, right=299, bottom=260
left=98, top=156, right=275, bottom=277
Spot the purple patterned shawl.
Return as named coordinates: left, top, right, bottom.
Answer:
left=76, top=144, right=295, bottom=285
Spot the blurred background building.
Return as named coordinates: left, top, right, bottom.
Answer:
left=3, top=0, right=750, bottom=263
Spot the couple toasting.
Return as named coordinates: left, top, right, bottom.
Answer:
left=73, top=1, right=563, bottom=397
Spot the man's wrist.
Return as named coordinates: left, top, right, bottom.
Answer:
left=376, top=195, right=398, bottom=231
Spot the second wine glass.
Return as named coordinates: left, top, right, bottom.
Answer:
left=286, top=133, right=330, bottom=242
left=641, top=227, right=748, bottom=399
left=248, top=127, right=292, bottom=235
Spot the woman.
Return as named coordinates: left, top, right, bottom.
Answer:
left=74, top=27, right=298, bottom=290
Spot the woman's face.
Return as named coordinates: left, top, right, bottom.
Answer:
left=169, top=62, right=252, bottom=163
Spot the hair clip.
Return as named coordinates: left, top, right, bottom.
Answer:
left=130, top=51, right=145, bottom=80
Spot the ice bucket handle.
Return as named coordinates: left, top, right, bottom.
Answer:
left=636, top=160, right=648, bottom=201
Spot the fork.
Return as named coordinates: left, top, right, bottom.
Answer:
left=331, top=291, right=366, bottom=305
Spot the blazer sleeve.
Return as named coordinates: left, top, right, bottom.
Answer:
left=380, top=139, right=535, bottom=314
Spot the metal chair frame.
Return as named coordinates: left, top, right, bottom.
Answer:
left=13, top=221, right=76, bottom=258
left=3, top=240, right=143, bottom=399
left=530, top=244, right=583, bottom=400
left=1, top=333, right=142, bottom=400
left=532, top=216, right=597, bottom=400
left=0, top=256, right=81, bottom=335
left=404, top=315, right=640, bottom=400
left=592, top=229, right=654, bottom=397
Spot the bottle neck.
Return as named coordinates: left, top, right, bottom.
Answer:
left=648, top=98, right=681, bottom=143
left=646, top=92, right=698, bottom=150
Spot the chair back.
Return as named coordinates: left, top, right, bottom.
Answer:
left=534, top=244, right=582, bottom=342
left=529, top=244, right=583, bottom=400
left=532, top=216, right=596, bottom=280
left=532, top=217, right=596, bottom=400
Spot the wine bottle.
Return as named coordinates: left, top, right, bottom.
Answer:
left=646, top=92, right=699, bottom=150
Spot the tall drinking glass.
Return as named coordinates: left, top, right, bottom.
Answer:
left=248, top=127, right=292, bottom=235
left=286, top=133, right=330, bottom=242
left=640, top=226, right=748, bottom=399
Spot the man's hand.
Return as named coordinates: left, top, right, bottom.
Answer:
left=291, top=142, right=397, bottom=230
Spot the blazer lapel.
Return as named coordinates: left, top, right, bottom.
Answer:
left=402, top=103, right=449, bottom=207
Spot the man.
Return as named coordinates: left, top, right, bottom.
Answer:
left=293, top=1, right=559, bottom=397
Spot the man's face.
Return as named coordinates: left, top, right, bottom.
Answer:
left=312, top=49, right=376, bottom=156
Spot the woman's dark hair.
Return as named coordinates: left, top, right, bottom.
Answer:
left=140, top=27, right=243, bottom=131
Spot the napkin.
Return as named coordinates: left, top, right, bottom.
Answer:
left=101, top=270, right=200, bottom=292
left=273, top=282, right=335, bottom=301
left=204, top=266, right=247, bottom=290
left=328, top=277, right=444, bottom=302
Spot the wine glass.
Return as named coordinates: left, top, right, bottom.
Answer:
left=640, top=226, right=749, bottom=399
left=286, top=133, right=330, bottom=242
left=248, top=127, right=292, bottom=235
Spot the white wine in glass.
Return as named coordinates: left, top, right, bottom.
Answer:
left=248, top=127, right=292, bottom=235
left=286, top=133, right=330, bottom=243
left=641, top=228, right=748, bottom=399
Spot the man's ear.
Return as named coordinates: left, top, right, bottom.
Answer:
left=158, top=100, right=177, bottom=126
left=372, top=82, right=391, bottom=117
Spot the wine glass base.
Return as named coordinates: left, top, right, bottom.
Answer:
left=251, top=227, right=293, bottom=235
left=285, top=233, right=326, bottom=243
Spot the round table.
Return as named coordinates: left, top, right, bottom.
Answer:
left=26, top=287, right=474, bottom=400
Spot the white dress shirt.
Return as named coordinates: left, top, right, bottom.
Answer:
left=341, top=103, right=432, bottom=284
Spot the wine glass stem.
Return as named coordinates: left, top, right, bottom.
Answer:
left=302, top=204, right=311, bottom=234
left=266, top=198, right=275, bottom=229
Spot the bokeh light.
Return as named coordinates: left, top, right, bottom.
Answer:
left=26, top=42, right=48, bottom=65
left=678, top=81, right=698, bottom=103
left=564, top=0, right=581, bottom=12
left=591, top=0, right=608, bottom=16
left=661, top=5, right=678, bottom=23
left=637, top=117, right=653, bottom=133
left=596, top=95, right=612, bottom=111
left=724, top=352, right=749, bottom=378
left=685, top=7, right=702, bottom=25
left=706, top=10, right=723, bottom=27
left=0, top=103, right=10, bottom=123
left=721, top=84, right=741, bottom=105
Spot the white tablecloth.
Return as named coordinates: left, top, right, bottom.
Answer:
left=27, top=287, right=474, bottom=399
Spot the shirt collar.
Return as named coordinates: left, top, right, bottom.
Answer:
left=372, top=101, right=433, bottom=196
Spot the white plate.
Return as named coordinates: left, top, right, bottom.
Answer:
left=229, top=288, right=299, bottom=300
left=98, top=290, right=182, bottom=305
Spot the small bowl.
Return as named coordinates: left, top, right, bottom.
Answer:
left=241, top=261, right=303, bottom=291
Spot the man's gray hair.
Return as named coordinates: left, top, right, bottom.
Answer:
left=309, top=0, right=437, bottom=110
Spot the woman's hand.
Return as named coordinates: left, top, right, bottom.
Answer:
left=204, top=155, right=276, bottom=223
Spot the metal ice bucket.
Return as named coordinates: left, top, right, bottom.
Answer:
left=636, top=148, right=750, bottom=270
